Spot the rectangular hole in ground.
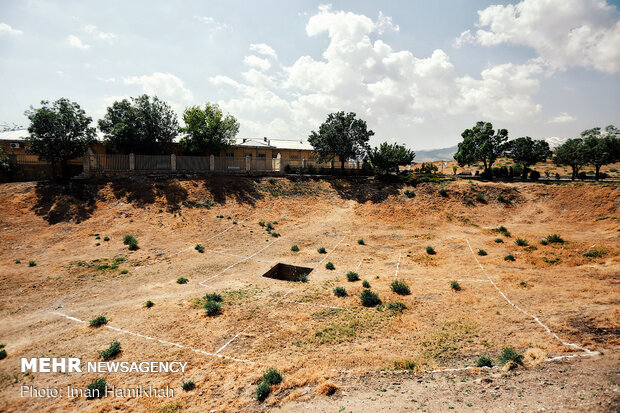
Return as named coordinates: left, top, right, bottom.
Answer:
left=262, top=263, right=314, bottom=281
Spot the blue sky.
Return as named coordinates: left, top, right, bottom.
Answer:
left=1, top=0, right=619, bottom=149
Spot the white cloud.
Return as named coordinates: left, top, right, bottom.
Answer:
left=210, top=6, right=546, bottom=140
left=547, top=112, right=576, bottom=124
left=96, top=76, right=116, bottom=83
left=194, top=16, right=231, bottom=32
left=84, top=24, right=117, bottom=41
left=123, top=72, right=193, bottom=102
left=67, top=35, right=90, bottom=50
left=244, top=55, right=271, bottom=71
left=457, top=0, right=620, bottom=73
left=0, top=22, right=23, bottom=36
left=249, top=43, right=277, bottom=59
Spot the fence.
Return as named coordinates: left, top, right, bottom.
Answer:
left=8, top=154, right=82, bottom=165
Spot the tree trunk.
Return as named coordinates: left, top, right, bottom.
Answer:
left=571, top=166, right=576, bottom=181
left=340, top=159, right=345, bottom=170
left=595, top=165, right=601, bottom=181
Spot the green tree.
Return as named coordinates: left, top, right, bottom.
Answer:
left=454, top=121, right=508, bottom=176
left=505, top=136, right=551, bottom=178
left=581, top=125, right=620, bottom=180
left=553, top=138, right=589, bottom=181
left=25, top=98, right=96, bottom=178
left=98, top=95, right=178, bottom=154
left=367, top=142, right=415, bottom=174
left=308, top=111, right=374, bottom=170
left=179, top=103, right=239, bottom=153
left=0, top=146, right=9, bottom=173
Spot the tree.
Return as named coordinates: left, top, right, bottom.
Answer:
left=0, top=146, right=9, bottom=173
left=180, top=103, right=239, bottom=153
left=581, top=125, right=620, bottom=180
left=98, top=95, right=178, bottom=154
left=554, top=138, right=589, bottom=181
left=308, top=111, right=374, bottom=170
left=367, top=142, right=415, bottom=174
left=454, top=121, right=508, bottom=176
left=25, top=98, right=96, bottom=178
left=505, top=137, right=551, bottom=178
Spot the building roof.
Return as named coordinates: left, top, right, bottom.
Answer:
left=0, top=129, right=107, bottom=141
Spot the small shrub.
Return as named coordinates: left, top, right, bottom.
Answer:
left=176, top=277, right=188, bottom=284
left=317, top=247, right=327, bottom=254
left=545, top=234, right=565, bottom=244
left=346, top=271, right=359, bottom=282
left=95, top=235, right=101, bottom=240
left=504, top=254, right=515, bottom=261
left=0, top=346, right=7, bottom=360
left=103, top=236, right=110, bottom=242
left=298, top=273, right=308, bottom=283
left=497, top=194, right=510, bottom=204
left=464, top=198, right=475, bottom=206
left=540, top=239, right=548, bottom=245
left=126, top=236, right=139, bottom=251
left=325, top=262, right=335, bottom=270
left=362, top=280, right=370, bottom=288
left=266, top=222, right=274, bottom=230
left=515, top=238, right=528, bottom=246
left=259, top=221, right=265, bottom=227
left=87, top=378, right=107, bottom=399
left=450, top=280, right=461, bottom=291
left=360, top=289, right=381, bottom=307
left=145, top=300, right=154, bottom=308
left=268, top=177, right=276, bottom=184
left=494, top=225, right=508, bottom=233
left=291, top=244, right=299, bottom=252
left=498, top=347, right=523, bottom=365
left=195, top=244, right=204, bottom=253
left=386, top=301, right=407, bottom=313
left=262, top=368, right=283, bottom=386
left=393, top=359, right=415, bottom=370
left=181, top=380, right=195, bottom=391
left=14, top=259, right=20, bottom=264
left=404, top=189, right=415, bottom=198
left=390, top=280, right=410, bottom=295
left=233, top=220, right=237, bottom=224
left=357, top=239, right=365, bottom=245
left=426, top=246, right=436, bottom=255
left=120, top=269, right=128, bottom=274
left=99, top=340, right=121, bottom=360
left=494, top=238, right=504, bottom=243
left=439, top=188, right=448, bottom=197
left=519, top=281, right=527, bottom=287
left=123, top=234, right=136, bottom=245
left=255, top=381, right=270, bottom=402
left=203, top=293, right=223, bottom=302
left=271, top=232, right=280, bottom=238
left=476, top=356, right=493, bottom=368
left=475, top=193, right=487, bottom=203
left=204, top=301, right=222, bottom=316
left=583, top=249, right=606, bottom=258
left=477, top=249, right=487, bottom=256
left=333, top=287, right=347, bottom=297
left=28, top=260, right=36, bottom=267
left=89, top=315, right=108, bottom=327
left=503, top=231, right=512, bottom=237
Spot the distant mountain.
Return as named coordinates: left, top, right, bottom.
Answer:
left=415, top=145, right=457, bottom=162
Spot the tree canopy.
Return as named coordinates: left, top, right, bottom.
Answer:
left=98, top=95, right=178, bottom=154
left=308, top=111, right=374, bottom=169
left=505, top=136, right=551, bottom=177
left=581, top=125, right=620, bottom=180
left=454, top=121, right=508, bottom=175
left=25, top=98, right=96, bottom=177
left=367, top=142, right=415, bottom=174
left=179, top=103, right=239, bottom=154
left=554, top=138, right=590, bottom=180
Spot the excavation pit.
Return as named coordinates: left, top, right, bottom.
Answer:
left=262, top=263, right=314, bottom=282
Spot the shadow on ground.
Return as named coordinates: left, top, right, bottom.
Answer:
left=32, top=181, right=98, bottom=224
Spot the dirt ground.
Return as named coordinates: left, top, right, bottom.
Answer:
left=0, top=176, right=618, bottom=412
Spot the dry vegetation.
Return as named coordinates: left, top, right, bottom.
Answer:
left=0, top=176, right=618, bottom=412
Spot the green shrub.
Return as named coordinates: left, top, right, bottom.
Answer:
left=86, top=378, right=107, bottom=399
left=494, top=225, right=508, bottom=233
left=504, top=254, right=515, bottom=261
left=262, top=368, right=283, bottom=386
left=450, top=280, right=461, bottom=291
left=426, top=246, right=436, bottom=255
left=0, top=348, right=6, bottom=360
left=393, top=359, right=415, bottom=370
left=123, top=234, right=137, bottom=245
left=545, top=234, right=565, bottom=244
left=271, top=232, right=280, bottom=237
left=259, top=221, right=265, bottom=227
left=583, top=249, right=606, bottom=258
left=390, top=280, right=410, bottom=295
left=464, top=198, right=475, bottom=206
left=120, top=269, right=128, bottom=274
left=357, top=239, right=365, bottom=245
left=386, top=301, right=407, bottom=313
left=204, top=301, right=222, bottom=316
left=476, top=356, right=493, bottom=368
left=498, top=347, right=523, bottom=365
left=145, top=300, right=154, bottom=308
left=404, top=189, right=415, bottom=198
left=203, top=293, right=223, bottom=302
left=439, top=188, right=448, bottom=197
left=103, top=236, right=110, bottom=242
left=346, top=271, right=360, bottom=282
left=515, top=238, right=528, bottom=246
left=325, top=262, right=335, bottom=270
left=99, top=340, right=121, bottom=360
left=494, top=238, right=504, bottom=243
left=333, top=287, right=347, bottom=297
left=475, top=193, right=487, bottom=203
left=298, top=273, right=308, bottom=283
left=176, top=277, right=188, bottom=284
left=255, top=381, right=271, bottom=402
left=233, top=220, right=237, bottom=224
left=95, top=235, right=100, bottom=240
left=519, top=281, right=527, bottom=287
left=89, top=315, right=108, bottom=327
left=362, top=280, right=370, bottom=288
left=14, top=259, right=20, bottom=264
left=28, top=260, right=36, bottom=267
left=477, top=249, right=487, bottom=256
left=317, top=247, right=327, bottom=254
left=497, top=194, right=510, bottom=204
left=195, top=244, right=204, bottom=253
left=266, top=222, right=274, bottom=230
left=360, top=289, right=381, bottom=307
left=540, top=239, right=548, bottom=245
left=291, top=244, right=299, bottom=252
left=181, top=380, right=195, bottom=391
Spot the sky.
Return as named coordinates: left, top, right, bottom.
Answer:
left=1, top=0, right=619, bottom=150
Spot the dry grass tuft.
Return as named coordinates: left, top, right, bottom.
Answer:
left=522, top=348, right=547, bottom=367
left=316, top=381, right=339, bottom=396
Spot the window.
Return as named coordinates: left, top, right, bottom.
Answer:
left=226, top=153, right=234, bottom=158
left=258, top=153, right=266, bottom=159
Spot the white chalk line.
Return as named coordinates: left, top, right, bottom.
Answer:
left=465, top=239, right=598, bottom=356
left=215, top=326, right=251, bottom=355
left=50, top=311, right=257, bottom=364
left=319, top=236, right=346, bottom=264
left=356, top=259, right=363, bottom=270
left=394, top=254, right=401, bottom=280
